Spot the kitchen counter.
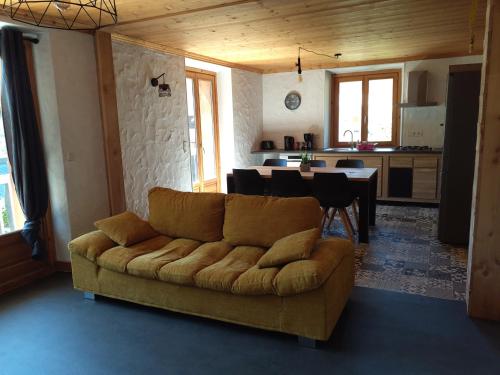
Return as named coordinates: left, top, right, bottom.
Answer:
left=252, top=147, right=443, bottom=154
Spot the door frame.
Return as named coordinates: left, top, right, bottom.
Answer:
left=186, top=68, right=221, bottom=192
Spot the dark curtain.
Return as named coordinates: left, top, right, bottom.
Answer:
left=0, top=28, right=48, bottom=260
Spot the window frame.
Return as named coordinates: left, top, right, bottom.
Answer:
left=330, top=70, right=401, bottom=147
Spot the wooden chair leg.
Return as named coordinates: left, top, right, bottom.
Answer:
left=340, top=208, right=354, bottom=242
left=352, top=199, right=359, bottom=232
left=327, top=208, right=337, bottom=229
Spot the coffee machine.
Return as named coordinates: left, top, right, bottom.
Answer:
left=284, top=136, right=295, bottom=151
left=303, top=133, right=314, bottom=150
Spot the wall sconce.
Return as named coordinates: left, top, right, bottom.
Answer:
left=151, top=73, right=171, bottom=97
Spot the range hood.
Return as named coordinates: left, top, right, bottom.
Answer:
left=400, top=70, right=438, bottom=107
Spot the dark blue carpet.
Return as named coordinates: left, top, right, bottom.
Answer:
left=0, top=274, right=499, bottom=375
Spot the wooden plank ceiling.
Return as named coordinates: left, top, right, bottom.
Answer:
left=5, top=0, right=488, bottom=72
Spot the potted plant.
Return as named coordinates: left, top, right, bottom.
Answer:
left=300, top=152, right=312, bottom=172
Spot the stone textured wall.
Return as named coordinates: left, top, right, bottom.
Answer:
left=112, top=41, right=192, bottom=218
left=232, top=69, right=263, bottom=167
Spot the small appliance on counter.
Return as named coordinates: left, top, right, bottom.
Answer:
left=303, top=133, right=314, bottom=150
left=284, top=136, right=295, bottom=151
left=260, top=140, right=275, bottom=150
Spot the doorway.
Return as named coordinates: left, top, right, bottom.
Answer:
left=186, top=69, right=221, bottom=192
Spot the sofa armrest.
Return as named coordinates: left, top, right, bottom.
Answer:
left=68, top=230, right=116, bottom=262
left=273, top=237, right=354, bottom=296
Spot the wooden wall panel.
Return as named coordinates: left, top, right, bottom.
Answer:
left=95, top=31, right=126, bottom=215
left=466, top=0, right=500, bottom=321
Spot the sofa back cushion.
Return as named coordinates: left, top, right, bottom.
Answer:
left=223, top=194, right=322, bottom=247
left=148, top=187, right=226, bottom=242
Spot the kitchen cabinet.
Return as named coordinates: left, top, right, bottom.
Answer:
left=412, top=157, right=439, bottom=199
left=312, top=152, right=441, bottom=203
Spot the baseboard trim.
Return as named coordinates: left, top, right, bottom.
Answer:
left=0, top=265, right=54, bottom=296
left=55, top=261, right=72, bottom=273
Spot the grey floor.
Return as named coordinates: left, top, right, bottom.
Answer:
left=1, top=274, right=499, bottom=375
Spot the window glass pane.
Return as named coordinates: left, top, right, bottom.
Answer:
left=338, top=80, right=362, bottom=143
left=186, top=77, right=199, bottom=185
left=198, top=79, right=217, bottom=181
left=0, top=64, right=25, bottom=234
left=368, top=78, right=394, bottom=142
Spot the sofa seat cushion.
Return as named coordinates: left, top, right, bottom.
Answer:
left=95, top=211, right=159, bottom=246
left=149, top=187, right=225, bottom=242
left=257, top=228, right=321, bottom=268
left=194, top=246, right=265, bottom=292
left=97, top=236, right=172, bottom=273
left=158, top=241, right=233, bottom=285
left=273, top=238, right=353, bottom=297
left=223, top=194, right=322, bottom=247
left=68, top=230, right=116, bottom=262
left=127, top=238, right=202, bottom=279
left=231, top=265, right=280, bottom=295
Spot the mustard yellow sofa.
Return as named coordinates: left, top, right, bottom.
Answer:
left=68, top=188, right=354, bottom=346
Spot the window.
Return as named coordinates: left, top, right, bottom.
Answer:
left=331, top=71, right=400, bottom=147
left=0, top=64, right=25, bottom=235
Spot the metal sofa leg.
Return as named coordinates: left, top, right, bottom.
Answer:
left=83, top=292, right=95, bottom=300
left=297, top=336, right=317, bottom=348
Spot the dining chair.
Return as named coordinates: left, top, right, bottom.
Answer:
left=263, top=158, right=287, bottom=167
left=232, top=169, right=265, bottom=195
left=335, top=159, right=365, bottom=232
left=312, top=172, right=356, bottom=241
left=335, top=159, right=365, bottom=168
left=310, top=160, right=327, bottom=167
left=271, top=169, right=309, bottom=197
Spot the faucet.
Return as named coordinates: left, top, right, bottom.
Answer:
left=343, top=130, right=355, bottom=149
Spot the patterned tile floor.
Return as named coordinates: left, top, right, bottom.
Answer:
left=324, top=204, right=468, bottom=301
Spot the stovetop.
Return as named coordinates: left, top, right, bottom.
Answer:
left=396, top=145, right=433, bottom=151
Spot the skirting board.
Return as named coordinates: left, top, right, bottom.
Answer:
left=55, top=261, right=72, bottom=273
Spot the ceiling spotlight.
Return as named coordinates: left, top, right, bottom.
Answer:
left=296, top=54, right=302, bottom=82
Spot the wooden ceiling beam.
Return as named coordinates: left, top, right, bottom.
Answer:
left=111, top=33, right=263, bottom=73
left=103, top=0, right=260, bottom=29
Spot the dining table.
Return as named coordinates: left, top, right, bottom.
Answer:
left=226, top=166, right=378, bottom=243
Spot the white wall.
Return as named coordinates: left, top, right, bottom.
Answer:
left=262, top=56, right=483, bottom=149
left=401, top=55, right=482, bottom=147
left=113, top=41, right=192, bottom=218
left=33, top=30, right=110, bottom=261
left=232, top=69, right=263, bottom=167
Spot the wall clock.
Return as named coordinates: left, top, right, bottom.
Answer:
left=284, top=91, right=301, bottom=110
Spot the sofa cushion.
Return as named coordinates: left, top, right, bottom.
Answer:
left=257, top=228, right=321, bottom=269
left=194, top=246, right=265, bottom=292
left=149, top=187, right=225, bottom=242
left=127, top=238, right=201, bottom=279
left=97, top=236, right=172, bottom=273
left=68, top=230, right=116, bottom=261
left=95, top=211, right=159, bottom=246
left=223, top=194, right=322, bottom=247
left=158, top=241, right=233, bottom=285
left=273, top=238, right=354, bottom=296
left=232, top=265, right=280, bottom=295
